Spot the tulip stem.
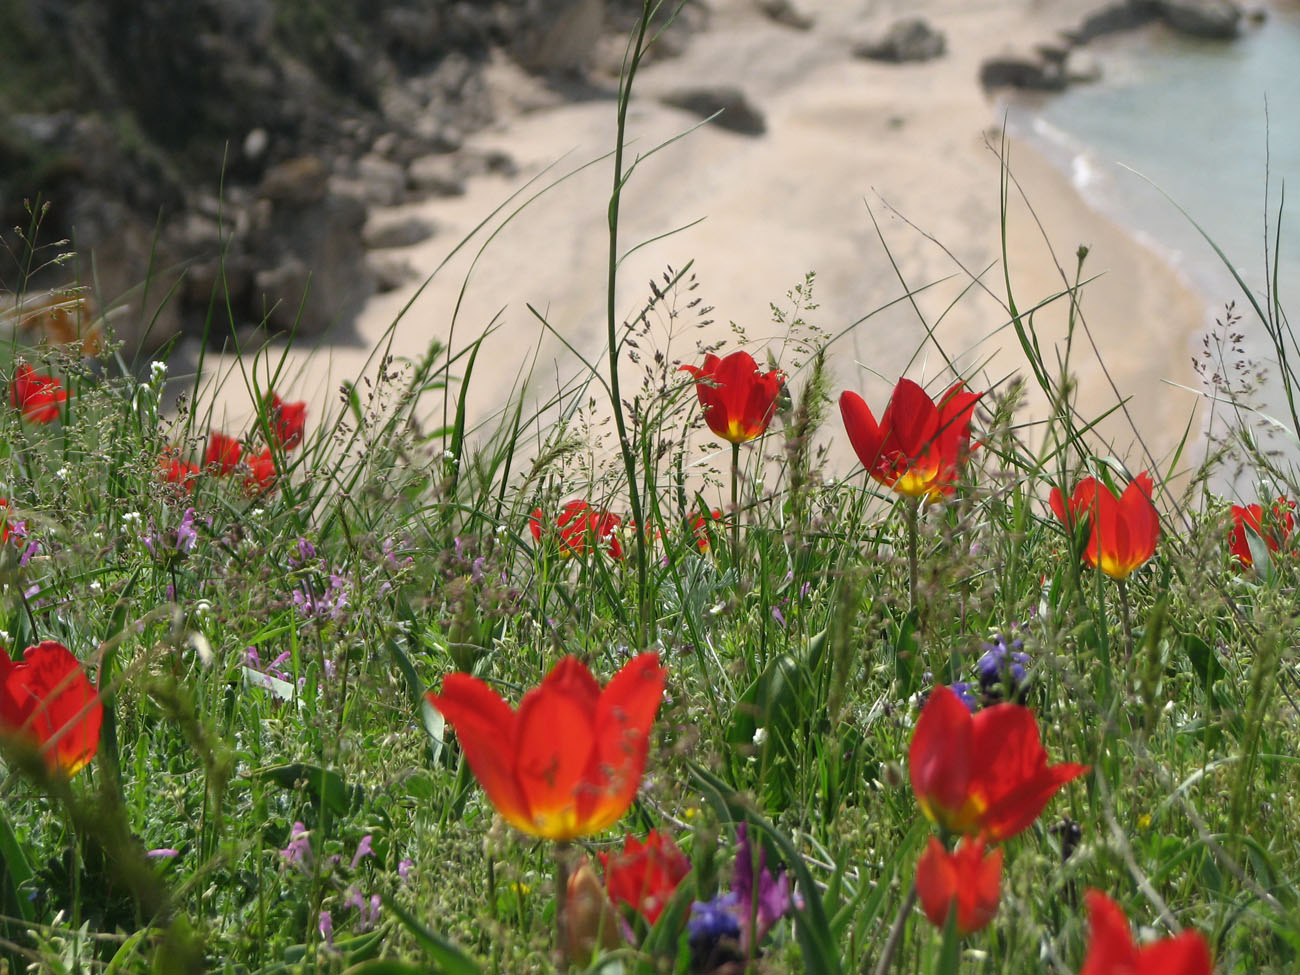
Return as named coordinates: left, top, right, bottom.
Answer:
left=905, top=497, right=920, bottom=615
left=1116, top=578, right=1134, bottom=658
left=555, top=841, right=572, bottom=969
left=730, top=441, right=741, bottom=563
left=872, top=878, right=918, bottom=975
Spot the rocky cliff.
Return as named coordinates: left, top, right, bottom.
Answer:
left=0, top=0, right=654, bottom=354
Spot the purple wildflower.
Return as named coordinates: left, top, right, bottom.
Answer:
left=398, top=858, right=413, bottom=880
left=949, top=681, right=977, bottom=712
left=318, top=910, right=333, bottom=947
left=146, top=848, right=180, bottom=858
left=280, top=821, right=312, bottom=869
left=350, top=834, right=374, bottom=871
left=977, top=631, right=1031, bottom=698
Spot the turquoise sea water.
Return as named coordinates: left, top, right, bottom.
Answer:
left=1002, top=7, right=1300, bottom=458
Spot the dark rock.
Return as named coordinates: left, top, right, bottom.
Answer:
left=756, top=0, right=813, bottom=31
left=407, top=155, right=468, bottom=196
left=513, top=0, right=605, bottom=73
left=258, top=156, right=329, bottom=207
left=979, top=56, right=1068, bottom=91
left=660, top=86, right=766, bottom=136
left=854, top=17, right=947, bottom=63
left=1066, top=1, right=1160, bottom=44
left=363, top=215, right=436, bottom=249
left=1156, top=0, right=1242, bottom=37
left=368, top=254, right=418, bottom=292
left=355, top=154, right=408, bottom=206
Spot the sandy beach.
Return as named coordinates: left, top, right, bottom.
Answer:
left=200, top=0, right=1210, bottom=475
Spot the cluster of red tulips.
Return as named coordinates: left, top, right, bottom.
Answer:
left=9, top=363, right=68, bottom=424
left=159, top=392, right=307, bottom=496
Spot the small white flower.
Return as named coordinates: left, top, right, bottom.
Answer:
left=0, top=630, right=9, bottom=645
left=194, top=600, right=212, bottom=617
left=55, top=467, right=70, bottom=480
left=88, top=581, right=102, bottom=594
left=149, top=360, right=167, bottom=383
left=752, top=727, right=767, bottom=747
left=442, top=449, right=456, bottom=462
left=122, top=511, right=140, bottom=524
left=250, top=508, right=265, bottom=518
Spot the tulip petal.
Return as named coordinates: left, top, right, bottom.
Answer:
left=514, top=664, right=602, bottom=839
left=1082, top=891, right=1142, bottom=975
left=582, top=652, right=666, bottom=832
left=426, top=675, right=534, bottom=833
left=840, top=391, right=884, bottom=475
left=909, top=685, right=974, bottom=828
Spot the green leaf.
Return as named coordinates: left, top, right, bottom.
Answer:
left=0, top=808, right=33, bottom=924
left=250, top=764, right=363, bottom=817
left=341, top=962, right=434, bottom=975
left=420, top=698, right=447, bottom=766
left=382, top=894, right=482, bottom=975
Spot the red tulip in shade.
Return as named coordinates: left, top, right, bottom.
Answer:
left=243, top=449, right=277, bottom=495
left=159, top=451, right=199, bottom=494
left=680, top=351, right=785, bottom=445
left=530, top=501, right=624, bottom=559
left=915, top=836, right=1002, bottom=935
left=426, top=653, right=667, bottom=841
left=1049, top=473, right=1159, bottom=580
left=909, top=685, right=1088, bottom=841
left=1081, top=890, right=1212, bottom=975
left=1228, top=497, right=1295, bottom=568
left=0, top=641, right=102, bottom=777
left=205, top=431, right=244, bottom=474
left=839, top=378, right=981, bottom=500
left=266, top=392, right=307, bottom=451
left=9, top=364, right=67, bottom=423
left=600, top=829, right=692, bottom=924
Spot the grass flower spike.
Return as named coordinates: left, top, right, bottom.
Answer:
left=680, top=351, right=784, bottom=444
left=1050, top=472, right=1159, bottom=579
left=426, top=653, right=666, bottom=841
left=0, top=641, right=102, bottom=777
left=839, top=378, right=980, bottom=499
left=10, top=364, right=67, bottom=423
left=909, top=685, right=1088, bottom=841
left=915, top=836, right=1002, bottom=935
left=1081, top=890, right=1211, bottom=975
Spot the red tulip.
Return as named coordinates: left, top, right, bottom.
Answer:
left=839, top=378, right=980, bottom=499
left=10, top=364, right=67, bottom=423
left=244, top=449, right=277, bottom=495
left=266, top=392, right=307, bottom=451
left=1049, top=473, right=1158, bottom=580
left=0, top=499, right=15, bottom=545
left=1228, top=497, right=1294, bottom=568
left=909, top=685, right=1088, bottom=841
left=915, top=836, right=1002, bottom=935
left=600, top=829, right=691, bottom=924
left=426, top=653, right=666, bottom=841
left=530, top=501, right=624, bottom=559
left=688, top=510, right=725, bottom=553
left=159, top=450, right=199, bottom=494
left=680, top=351, right=785, bottom=444
left=0, top=641, right=102, bottom=777
left=205, top=431, right=243, bottom=475
left=1081, top=890, right=1211, bottom=975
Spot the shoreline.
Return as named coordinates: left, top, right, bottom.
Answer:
left=196, top=0, right=1214, bottom=475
